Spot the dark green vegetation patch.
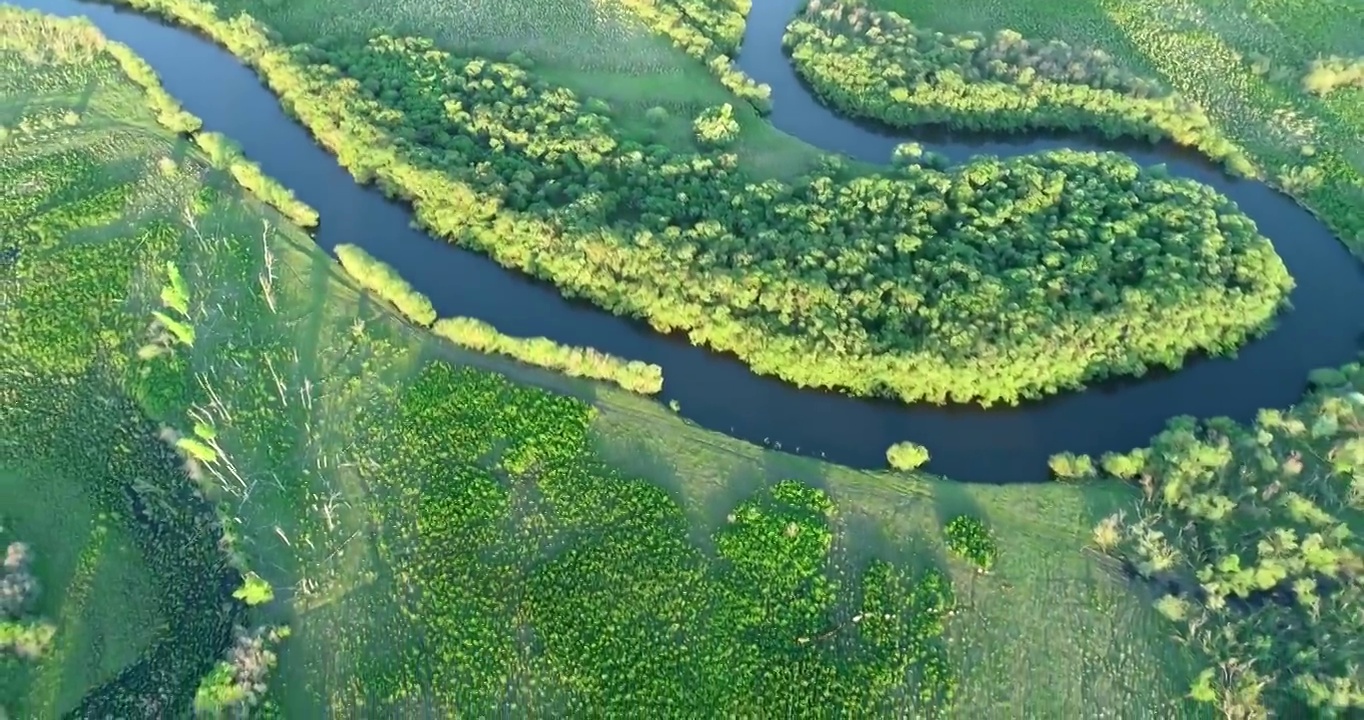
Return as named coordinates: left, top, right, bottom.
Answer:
left=944, top=516, right=997, bottom=572
left=362, top=362, right=958, bottom=714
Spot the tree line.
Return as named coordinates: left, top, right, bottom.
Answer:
left=335, top=244, right=664, bottom=394
left=1083, top=364, right=1364, bottom=716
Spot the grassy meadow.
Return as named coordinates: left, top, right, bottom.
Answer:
left=200, top=0, right=820, bottom=175
left=0, top=4, right=1205, bottom=716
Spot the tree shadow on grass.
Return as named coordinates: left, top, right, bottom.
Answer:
left=168, top=132, right=194, bottom=164
left=58, top=365, right=241, bottom=719
left=74, top=74, right=100, bottom=117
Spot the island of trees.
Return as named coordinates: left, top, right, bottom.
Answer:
left=94, top=0, right=1296, bottom=407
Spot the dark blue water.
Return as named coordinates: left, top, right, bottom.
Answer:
left=20, top=0, right=1364, bottom=482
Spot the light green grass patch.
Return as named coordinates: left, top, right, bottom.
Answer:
left=210, top=0, right=823, bottom=175
left=0, top=465, right=164, bottom=717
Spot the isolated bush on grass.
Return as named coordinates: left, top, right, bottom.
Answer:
left=645, top=106, right=670, bottom=125
left=334, top=243, right=437, bottom=326
left=1302, top=55, right=1364, bottom=96
left=232, top=572, right=273, bottom=606
left=944, top=515, right=996, bottom=572
left=432, top=316, right=663, bottom=394
left=193, top=624, right=289, bottom=717
left=886, top=440, right=930, bottom=470
left=694, top=103, right=740, bottom=146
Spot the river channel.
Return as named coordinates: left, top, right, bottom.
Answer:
left=18, top=0, right=1364, bottom=482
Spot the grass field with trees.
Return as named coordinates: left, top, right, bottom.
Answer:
left=867, top=0, right=1364, bottom=250
left=0, top=5, right=1203, bottom=716
left=6, top=0, right=1364, bottom=716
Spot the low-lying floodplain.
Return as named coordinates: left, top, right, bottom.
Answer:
left=1, top=0, right=1362, bottom=717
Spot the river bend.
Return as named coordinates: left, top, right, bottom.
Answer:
left=18, top=0, right=1364, bottom=482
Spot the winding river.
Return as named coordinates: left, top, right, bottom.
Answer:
left=17, top=0, right=1364, bottom=482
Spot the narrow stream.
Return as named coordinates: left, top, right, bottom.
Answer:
left=18, top=0, right=1364, bottom=482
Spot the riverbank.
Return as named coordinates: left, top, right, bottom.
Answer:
left=16, top=0, right=1364, bottom=483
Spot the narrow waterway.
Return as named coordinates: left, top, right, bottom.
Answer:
left=18, top=0, right=1364, bottom=482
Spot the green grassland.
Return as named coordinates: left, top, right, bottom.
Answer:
left=205, top=0, right=816, bottom=176
left=6, top=0, right=1361, bottom=716
left=0, top=5, right=1205, bottom=716
left=0, top=468, right=162, bottom=716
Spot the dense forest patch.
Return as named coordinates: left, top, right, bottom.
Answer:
left=291, top=33, right=1297, bottom=406
left=1090, top=370, right=1364, bottom=716
left=784, top=0, right=1256, bottom=175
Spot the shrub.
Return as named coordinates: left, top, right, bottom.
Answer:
left=1048, top=451, right=1095, bottom=480
left=432, top=316, right=663, bottom=394
left=0, top=619, right=56, bottom=659
left=645, top=106, right=670, bottom=125
left=232, top=572, right=273, bottom=606
left=194, top=624, right=290, bottom=716
left=1302, top=55, right=1364, bottom=96
left=194, top=662, right=247, bottom=715
left=1099, top=448, right=1147, bottom=479
left=334, top=244, right=437, bottom=326
left=944, top=516, right=996, bottom=571
left=693, top=103, right=740, bottom=147
left=891, top=141, right=923, bottom=166
left=1308, top=367, right=1348, bottom=389
left=886, top=440, right=930, bottom=470
left=1, top=540, right=55, bottom=660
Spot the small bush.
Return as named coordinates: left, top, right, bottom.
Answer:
left=334, top=244, right=437, bottom=326
left=944, top=516, right=996, bottom=571
left=645, top=106, right=670, bottom=125
left=1099, top=448, right=1147, bottom=479
left=1308, top=367, right=1348, bottom=389
left=1048, top=452, right=1095, bottom=480
left=232, top=572, right=273, bottom=606
left=892, top=141, right=923, bottom=166
left=1, top=540, right=56, bottom=660
left=693, top=103, right=740, bottom=147
left=886, top=440, right=930, bottom=470
left=1302, top=55, right=1364, bottom=96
